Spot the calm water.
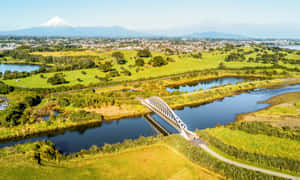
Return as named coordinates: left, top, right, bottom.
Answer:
left=279, top=45, right=300, bottom=50
left=43, top=111, right=60, bottom=121
left=0, top=63, right=41, bottom=74
left=0, top=97, right=8, bottom=111
left=166, top=77, right=246, bottom=93
left=1, top=85, right=300, bottom=154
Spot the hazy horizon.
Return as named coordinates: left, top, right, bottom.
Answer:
left=1, top=0, right=300, bottom=38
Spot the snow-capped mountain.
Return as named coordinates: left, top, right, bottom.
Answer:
left=0, top=16, right=246, bottom=38
left=0, top=16, right=148, bottom=37
left=40, top=16, right=71, bottom=27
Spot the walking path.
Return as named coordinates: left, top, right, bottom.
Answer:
left=191, top=138, right=300, bottom=180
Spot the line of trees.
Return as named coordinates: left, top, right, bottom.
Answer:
left=225, top=51, right=289, bottom=65
left=2, top=50, right=97, bottom=71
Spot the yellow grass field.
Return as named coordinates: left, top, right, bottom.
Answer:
left=0, top=144, right=223, bottom=180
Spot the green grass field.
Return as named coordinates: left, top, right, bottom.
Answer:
left=205, top=127, right=300, bottom=161
left=4, top=49, right=277, bottom=88
left=0, top=144, right=222, bottom=180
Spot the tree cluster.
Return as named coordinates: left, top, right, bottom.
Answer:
left=47, top=73, right=68, bottom=85
left=149, top=56, right=168, bottom=67
left=137, top=49, right=152, bottom=57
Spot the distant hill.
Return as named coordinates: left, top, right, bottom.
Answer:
left=0, top=26, right=149, bottom=38
left=0, top=28, right=249, bottom=39
left=185, top=31, right=247, bottom=39
left=0, top=17, right=248, bottom=39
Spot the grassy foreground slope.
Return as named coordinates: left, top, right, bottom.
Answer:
left=203, top=127, right=300, bottom=161
left=0, top=144, right=223, bottom=180
left=199, top=126, right=300, bottom=175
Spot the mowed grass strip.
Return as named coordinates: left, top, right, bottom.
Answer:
left=206, top=127, right=300, bottom=161
left=0, top=144, right=223, bottom=180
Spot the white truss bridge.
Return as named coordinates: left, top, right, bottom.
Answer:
left=140, top=96, right=197, bottom=140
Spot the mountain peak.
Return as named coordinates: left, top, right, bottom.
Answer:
left=40, top=16, right=71, bottom=27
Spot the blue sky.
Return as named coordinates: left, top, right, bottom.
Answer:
left=0, top=0, right=300, bottom=37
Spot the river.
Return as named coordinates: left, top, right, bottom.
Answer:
left=1, top=84, right=300, bottom=154
left=166, top=77, right=246, bottom=93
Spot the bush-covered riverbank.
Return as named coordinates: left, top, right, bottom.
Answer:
left=0, top=77, right=299, bottom=142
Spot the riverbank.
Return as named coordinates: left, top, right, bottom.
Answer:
left=236, top=91, right=300, bottom=128
left=164, top=72, right=265, bottom=88
left=92, top=77, right=300, bottom=120
left=166, top=77, right=300, bottom=109
left=194, top=90, right=300, bottom=176
left=0, top=78, right=300, bottom=143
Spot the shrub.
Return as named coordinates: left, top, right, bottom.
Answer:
left=150, top=56, right=168, bottom=67
left=107, top=70, right=120, bottom=78
left=98, top=61, right=113, bottom=72
left=0, top=102, right=27, bottom=126
left=135, top=58, right=145, bottom=67
left=68, top=110, right=103, bottom=122
left=112, top=51, right=126, bottom=64
left=0, top=81, right=14, bottom=94
left=137, top=49, right=152, bottom=57
left=47, top=73, right=68, bottom=85
left=24, top=95, right=42, bottom=107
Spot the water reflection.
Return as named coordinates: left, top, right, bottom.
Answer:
left=167, top=77, right=246, bottom=92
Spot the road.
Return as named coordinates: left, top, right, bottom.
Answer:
left=191, top=139, right=300, bottom=180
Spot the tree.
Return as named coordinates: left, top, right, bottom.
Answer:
left=107, top=70, right=120, bottom=77
left=112, top=52, right=126, bottom=64
left=24, top=96, right=42, bottom=107
left=47, top=73, right=68, bottom=85
left=121, top=69, right=131, bottom=76
left=38, top=65, right=47, bottom=73
left=150, top=56, right=168, bottom=67
left=135, top=58, right=145, bottom=67
left=99, top=61, right=113, bottom=72
left=191, top=52, right=202, bottom=59
left=0, top=82, right=14, bottom=94
left=165, top=48, right=174, bottom=55
left=0, top=102, right=27, bottom=126
left=218, top=62, right=226, bottom=69
left=77, top=58, right=96, bottom=68
left=137, top=49, right=152, bottom=57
